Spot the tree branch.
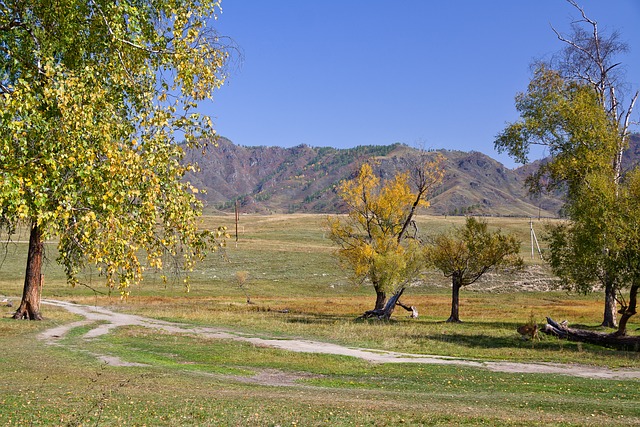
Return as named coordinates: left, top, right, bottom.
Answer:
left=88, top=0, right=164, bottom=55
left=0, top=81, right=11, bottom=94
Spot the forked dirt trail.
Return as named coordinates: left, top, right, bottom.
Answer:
left=41, top=300, right=640, bottom=381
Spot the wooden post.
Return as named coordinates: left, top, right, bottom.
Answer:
left=235, top=200, right=239, bottom=246
left=39, top=274, right=44, bottom=307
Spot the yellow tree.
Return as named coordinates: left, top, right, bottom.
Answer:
left=0, top=0, right=231, bottom=319
left=328, top=156, right=443, bottom=312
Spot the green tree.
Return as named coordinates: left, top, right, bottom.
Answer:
left=0, top=0, right=231, bottom=319
left=494, top=1, right=638, bottom=327
left=612, top=170, right=640, bottom=336
left=426, top=217, right=523, bottom=323
left=546, top=172, right=621, bottom=315
left=546, top=169, right=640, bottom=343
left=328, top=156, right=443, bottom=312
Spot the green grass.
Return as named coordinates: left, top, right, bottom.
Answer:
left=1, top=214, right=639, bottom=426
left=102, top=292, right=639, bottom=368
left=1, top=315, right=638, bottom=426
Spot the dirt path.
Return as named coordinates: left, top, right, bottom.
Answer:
left=41, top=299, right=640, bottom=381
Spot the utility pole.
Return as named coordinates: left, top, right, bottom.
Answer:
left=530, top=218, right=542, bottom=259
left=235, top=200, right=239, bottom=247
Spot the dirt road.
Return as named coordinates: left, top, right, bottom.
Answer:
left=41, top=299, right=640, bottom=381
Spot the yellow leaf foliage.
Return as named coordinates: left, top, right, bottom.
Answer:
left=328, top=157, right=443, bottom=294
left=0, top=1, right=231, bottom=295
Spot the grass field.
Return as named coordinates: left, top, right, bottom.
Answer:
left=1, top=214, right=639, bottom=426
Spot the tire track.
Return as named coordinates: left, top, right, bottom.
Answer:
left=40, top=299, right=640, bottom=380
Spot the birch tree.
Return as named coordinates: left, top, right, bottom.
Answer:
left=495, top=0, right=638, bottom=327
left=0, top=0, right=231, bottom=319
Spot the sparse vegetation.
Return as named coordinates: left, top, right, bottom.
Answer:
left=1, top=214, right=639, bottom=425
left=1, top=2, right=639, bottom=425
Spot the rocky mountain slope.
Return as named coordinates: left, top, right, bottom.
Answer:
left=185, top=137, right=571, bottom=217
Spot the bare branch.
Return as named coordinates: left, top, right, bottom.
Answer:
left=566, top=0, right=596, bottom=26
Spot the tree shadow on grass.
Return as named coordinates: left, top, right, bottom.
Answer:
left=423, top=332, right=542, bottom=350
left=409, top=320, right=558, bottom=350
left=413, top=320, right=614, bottom=352
left=423, top=330, right=625, bottom=354
left=284, top=313, right=348, bottom=325
left=431, top=320, right=520, bottom=329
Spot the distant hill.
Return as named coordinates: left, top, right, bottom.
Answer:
left=622, top=133, right=640, bottom=171
left=185, top=137, right=569, bottom=217
left=182, top=134, right=640, bottom=217
left=428, top=149, right=561, bottom=217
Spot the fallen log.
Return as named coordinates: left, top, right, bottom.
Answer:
left=543, top=317, right=640, bottom=351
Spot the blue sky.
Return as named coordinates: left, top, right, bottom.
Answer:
left=207, top=1, right=640, bottom=168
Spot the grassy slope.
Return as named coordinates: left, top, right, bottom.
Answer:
left=1, top=214, right=639, bottom=426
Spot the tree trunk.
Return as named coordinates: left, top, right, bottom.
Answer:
left=374, top=289, right=386, bottom=311
left=360, top=288, right=404, bottom=320
left=602, top=281, right=618, bottom=328
left=447, top=277, right=462, bottom=323
left=13, top=222, right=44, bottom=320
left=614, top=283, right=638, bottom=337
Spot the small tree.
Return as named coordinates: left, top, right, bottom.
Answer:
left=426, top=217, right=523, bottom=323
left=235, top=271, right=252, bottom=304
left=328, top=156, right=443, bottom=311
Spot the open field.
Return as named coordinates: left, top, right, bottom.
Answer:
left=1, top=214, right=639, bottom=426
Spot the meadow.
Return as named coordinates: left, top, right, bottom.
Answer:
left=1, top=214, right=639, bottom=426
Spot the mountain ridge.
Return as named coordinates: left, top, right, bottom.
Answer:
left=185, top=137, right=571, bottom=217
